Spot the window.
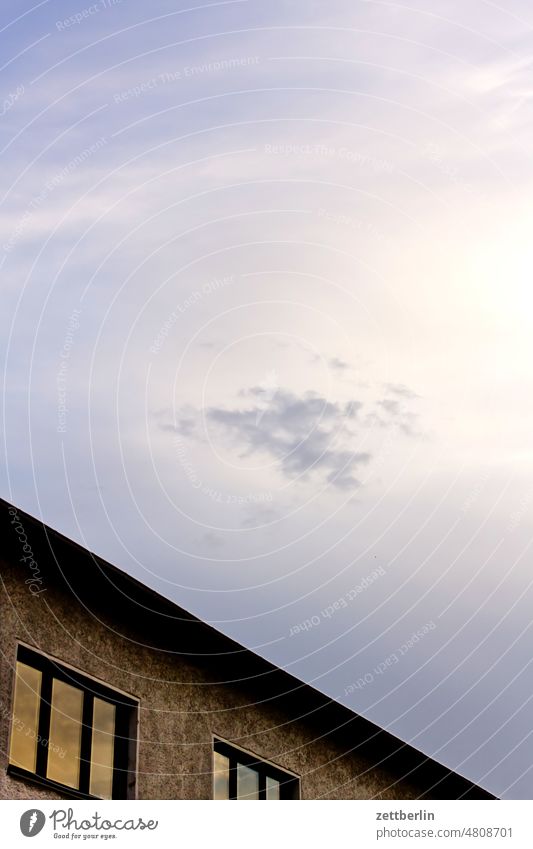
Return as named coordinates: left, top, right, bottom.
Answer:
left=8, top=645, right=137, bottom=799
left=213, top=738, right=299, bottom=800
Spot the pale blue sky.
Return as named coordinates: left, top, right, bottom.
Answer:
left=3, top=0, right=533, bottom=798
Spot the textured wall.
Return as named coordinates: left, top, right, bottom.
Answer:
left=0, top=553, right=476, bottom=801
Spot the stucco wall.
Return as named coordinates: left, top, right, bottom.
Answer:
left=0, top=554, right=470, bottom=801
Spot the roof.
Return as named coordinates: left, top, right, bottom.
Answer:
left=0, top=497, right=496, bottom=799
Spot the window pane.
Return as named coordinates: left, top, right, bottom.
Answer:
left=89, top=698, right=115, bottom=799
left=237, top=763, right=259, bottom=799
left=47, top=679, right=83, bottom=789
left=9, top=662, right=42, bottom=772
left=213, top=751, right=230, bottom=799
left=266, top=775, right=280, bottom=800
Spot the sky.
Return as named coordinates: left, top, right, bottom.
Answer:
left=2, top=0, right=533, bottom=799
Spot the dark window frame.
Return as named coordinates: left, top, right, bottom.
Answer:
left=213, top=737, right=300, bottom=800
left=7, top=644, right=138, bottom=800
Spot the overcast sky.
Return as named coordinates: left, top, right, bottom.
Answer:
left=2, top=0, right=533, bottom=799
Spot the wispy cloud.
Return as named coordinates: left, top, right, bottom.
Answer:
left=208, top=387, right=366, bottom=489
left=158, top=382, right=421, bottom=490
left=329, top=356, right=350, bottom=372
left=384, top=383, right=420, bottom=400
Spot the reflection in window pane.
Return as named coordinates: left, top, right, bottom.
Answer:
left=9, top=662, right=42, bottom=772
left=213, top=751, right=230, bottom=799
left=237, top=763, right=259, bottom=799
left=89, top=698, right=115, bottom=798
left=47, top=679, right=83, bottom=789
left=266, top=775, right=280, bottom=799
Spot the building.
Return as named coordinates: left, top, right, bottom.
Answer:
left=0, top=499, right=494, bottom=801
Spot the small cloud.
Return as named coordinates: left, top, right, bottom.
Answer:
left=153, top=405, right=200, bottom=436
left=329, top=357, right=350, bottom=372
left=241, top=505, right=280, bottom=528
left=201, top=532, right=225, bottom=548
left=326, top=458, right=369, bottom=490
left=379, top=399, right=400, bottom=416
left=384, top=383, right=420, bottom=399
left=176, top=417, right=197, bottom=436
left=159, top=417, right=197, bottom=436
left=157, top=380, right=424, bottom=493
left=207, top=388, right=367, bottom=490
left=371, top=396, right=420, bottom=437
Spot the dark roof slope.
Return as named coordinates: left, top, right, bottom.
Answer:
left=1, top=498, right=495, bottom=799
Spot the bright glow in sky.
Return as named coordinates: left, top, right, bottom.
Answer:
left=2, top=0, right=533, bottom=799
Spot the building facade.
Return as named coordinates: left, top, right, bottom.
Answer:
left=0, top=499, right=494, bottom=801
